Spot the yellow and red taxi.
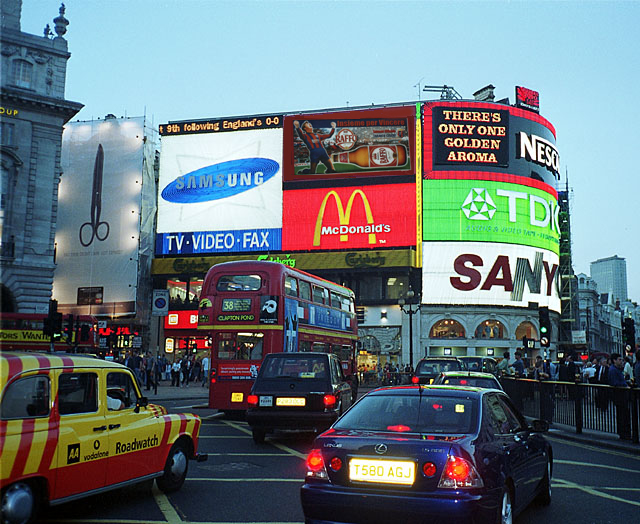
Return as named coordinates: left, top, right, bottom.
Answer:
left=0, top=352, right=207, bottom=524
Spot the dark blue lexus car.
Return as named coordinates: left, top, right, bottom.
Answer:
left=301, top=385, right=552, bottom=524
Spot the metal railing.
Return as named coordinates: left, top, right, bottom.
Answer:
left=500, top=377, right=640, bottom=444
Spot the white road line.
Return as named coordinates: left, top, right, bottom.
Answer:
left=187, top=477, right=303, bottom=482
left=221, top=420, right=308, bottom=460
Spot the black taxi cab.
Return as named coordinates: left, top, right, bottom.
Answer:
left=0, top=352, right=207, bottom=524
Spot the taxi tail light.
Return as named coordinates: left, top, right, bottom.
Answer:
left=438, top=455, right=484, bottom=489
left=323, top=394, right=337, bottom=408
left=306, top=449, right=329, bottom=480
left=247, top=394, right=258, bottom=406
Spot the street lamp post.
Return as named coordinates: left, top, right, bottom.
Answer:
left=398, top=289, right=421, bottom=370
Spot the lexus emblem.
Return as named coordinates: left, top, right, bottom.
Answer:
left=374, top=443, right=388, bottom=455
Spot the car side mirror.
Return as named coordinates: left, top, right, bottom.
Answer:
left=134, top=396, right=148, bottom=413
left=529, top=419, right=549, bottom=433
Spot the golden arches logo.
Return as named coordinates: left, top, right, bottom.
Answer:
left=313, top=189, right=376, bottom=246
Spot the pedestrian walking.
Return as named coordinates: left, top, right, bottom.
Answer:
left=202, top=354, right=210, bottom=387
left=608, top=353, right=631, bottom=440
left=171, top=359, right=181, bottom=387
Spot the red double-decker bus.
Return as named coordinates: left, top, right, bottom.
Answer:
left=197, top=260, right=358, bottom=412
left=0, top=313, right=99, bottom=353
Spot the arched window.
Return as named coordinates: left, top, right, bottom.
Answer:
left=12, top=60, right=33, bottom=89
left=475, top=320, right=507, bottom=339
left=430, top=319, right=465, bottom=339
left=515, top=321, right=538, bottom=340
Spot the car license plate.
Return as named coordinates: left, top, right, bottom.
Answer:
left=231, top=392, right=244, bottom=403
left=276, top=397, right=305, bottom=407
left=349, top=458, right=415, bottom=485
left=259, top=396, right=273, bottom=407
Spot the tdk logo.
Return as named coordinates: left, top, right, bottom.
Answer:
left=161, top=158, right=280, bottom=203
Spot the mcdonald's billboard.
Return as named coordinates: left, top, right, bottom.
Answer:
left=282, top=184, right=417, bottom=250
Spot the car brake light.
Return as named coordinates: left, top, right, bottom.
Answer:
left=438, top=455, right=484, bottom=488
left=247, top=395, right=258, bottom=406
left=329, top=457, right=342, bottom=471
left=386, top=424, right=411, bottom=432
left=306, top=449, right=329, bottom=480
left=323, top=394, right=337, bottom=408
left=422, top=462, right=437, bottom=477
left=411, top=376, right=419, bottom=384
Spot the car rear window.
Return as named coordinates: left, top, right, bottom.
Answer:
left=416, top=360, right=463, bottom=375
left=260, top=356, right=329, bottom=379
left=334, top=394, right=477, bottom=434
left=441, top=377, right=499, bottom=389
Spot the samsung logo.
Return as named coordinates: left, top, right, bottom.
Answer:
left=161, top=157, right=280, bottom=203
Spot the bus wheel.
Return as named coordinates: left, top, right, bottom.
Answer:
left=252, top=428, right=266, bottom=444
left=1, top=480, right=40, bottom=524
left=156, top=441, right=189, bottom=493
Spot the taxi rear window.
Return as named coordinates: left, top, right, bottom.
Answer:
left=1, top=375, right=50, bottom=419
left=58, top=373, right=98, bottom=415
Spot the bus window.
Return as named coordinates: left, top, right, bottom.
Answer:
left=341, top=295, right=353, bottom=313
left=217, top=274, right=262, bottom=292
left=217, top=333, right=264, bottom=360
left=299, top=281, right=311, bottom=301
left=299, top=340, right=312, bottom=352
left=285, top=276, right=298, bottom=297
left=312, top=342, right=330, bottom=353
left=330, top=292, right=341, bottom=309
left=332, top=344, right=352, bottom=362
left=313, top=286, right=326, bottom=304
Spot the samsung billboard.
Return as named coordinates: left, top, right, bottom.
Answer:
left=423, top=178, right=559, bottom=254
left=156, top=115, right=283, bottom=255
left=423, top=102, right=559, bottom=187
left=422, top=241, right=561, bottom=312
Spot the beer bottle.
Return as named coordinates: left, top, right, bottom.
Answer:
left=332, top=144, right=407, bottom=168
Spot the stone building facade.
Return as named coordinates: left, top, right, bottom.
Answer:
left=1, top=1, right=83, bottom=312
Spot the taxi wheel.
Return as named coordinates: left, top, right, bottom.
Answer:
left=1, top=481, right=39, bottom=524
left=497, top=485, right=513, bottom=524
left=156, top=442, right=189, bottom=493
left=252, top=428, right=266, bottom=444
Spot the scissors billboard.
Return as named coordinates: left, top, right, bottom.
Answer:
left=156, top=115, right=283, bottom=255
left=55, top=117, right=150, bottom=315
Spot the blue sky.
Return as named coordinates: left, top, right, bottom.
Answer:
left=22, top=0, right=640, bottom=300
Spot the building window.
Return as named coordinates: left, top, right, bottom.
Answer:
left=0, top=123, right=15, bottom=146
left=430, top=319, right=465, bottom=338
left=475, top=320, right=507, bottom=339
left=515, top=321, right=538, bottom=340
left=385, top=276, right=409, bottom=300
left=12, top=60, right=33, bottom=89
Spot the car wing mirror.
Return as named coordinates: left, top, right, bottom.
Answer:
left=134, top=396, right=149, bottom=413
left=529, top=419, right=549, bottom=433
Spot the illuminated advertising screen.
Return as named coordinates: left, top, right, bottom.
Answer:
left=283, top=106, right=415, bottom=185
left=423, top=101, right=559, bottom=186
left=55, top=118, right=146, bottom=315
left=515, top=86, right=540, bottom=113
left=422, top=241, right=561, bottom=312
left=423, top=178, right=559, bottom=253
left=282, top=184, right=416, bottom=251
left=156, top=115, right=283, bottom=255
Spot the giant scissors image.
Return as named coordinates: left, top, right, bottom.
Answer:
left=79, top=144, right=110, bottom=247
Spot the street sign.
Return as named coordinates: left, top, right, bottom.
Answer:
left=152, top=289, right=170, bottom=316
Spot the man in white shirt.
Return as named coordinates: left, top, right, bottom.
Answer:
left=202, top=356, right=210, bottom=387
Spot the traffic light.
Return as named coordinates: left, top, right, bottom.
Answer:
left=622, top=317, right=636, bottom=351
left=43, top=299, right=62, bottom=337
left=539, top=306, right=551, bottom=347
left=64, top=314, right=75, bottom=342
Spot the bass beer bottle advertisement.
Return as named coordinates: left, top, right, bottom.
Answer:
left=283, top=106, right=415, bottom=184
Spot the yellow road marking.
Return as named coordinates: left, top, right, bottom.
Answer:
left=554, top=459, right=640, bottom=474
left=553, top=478, right=640, bottom=507
left=152, top=484, right=183, bottom=524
